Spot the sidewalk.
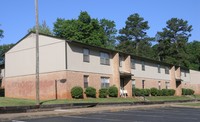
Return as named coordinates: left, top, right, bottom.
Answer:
left=0, top=104, right=171, bottom=122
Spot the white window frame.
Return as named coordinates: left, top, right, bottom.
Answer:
left=84, top=75, right=89, bottom=88
left=131, top=58, right=135, bottom=69
left=101, top=77, right=110, bottom=88
left=100, top=52, right=110, bottom=65
left=165, top=81, right=170, bottom=89
left=165, top=67, right=169, bottom=74
left=132, top=79, right=136, bottom=88
left=83, top=48, right=90, bottom=62
left=119, top=56, right=123, bottom=67
left=141, top=61, right=145, bottom=71
left=158, top=65, right=161, bottom=73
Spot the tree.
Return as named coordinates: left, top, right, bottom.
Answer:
left=0, top=25, right=3, bottom=39
left=0, top=44, right=14, bottom=55
left=53, top=11, right=116, bottom=48
left=156, top=18, right=192, bottom=67
left=187, top=41, right=200, bottom=70
left=100, top=19, right=117, bottom=49
left=117, top=13, right=153, bottom=57
left=28, top=21, right=53, bottom=35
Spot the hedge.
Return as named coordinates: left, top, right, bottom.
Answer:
left=85, top=87, right=96, bottom=98
left=71, top=86, right=83, bottom=99
left=132, top=88, right=150, bottom=96
left=133, top=88, right=175, bottom=97
left=108, top=86, right=118, bottom=97
left=150, top=88, right=158, bottom=96
left=182, top=88, right=194, bottom=95
left=99, top=88, right=108, bottom=98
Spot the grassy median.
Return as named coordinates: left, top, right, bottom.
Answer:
left=145, top=96, right=193, bottom=101
left=0, top=97, right=36, bottom=107
left=0, top=95, right=199, bottom=107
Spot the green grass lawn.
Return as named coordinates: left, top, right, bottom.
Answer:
left=193, top=95, right=200, bottom=100
left=145, top=96, right=193, bottom=101
left=0, top=96, right=196, bottom=107
left=41, top=97, right=139, bottom=105
left=0, top=97, right=139, bottom=107
left=0, top=97, right=36, bottom=107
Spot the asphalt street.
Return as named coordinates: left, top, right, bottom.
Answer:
left=11, top=107, right=200, bottom=122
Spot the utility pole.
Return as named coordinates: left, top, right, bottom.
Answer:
left=35, top=0, right=40, bottom=106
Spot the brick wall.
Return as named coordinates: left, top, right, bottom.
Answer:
left=5, top=70, right=113, bottom=100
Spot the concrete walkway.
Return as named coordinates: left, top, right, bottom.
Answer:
left=0, top=104, right=171, bottom=122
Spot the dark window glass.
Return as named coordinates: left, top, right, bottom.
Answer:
left=100, top=52, right=110, bottom=65
left=83, top=49, right=89, bottom=62
left=84, top=75, right=88, bottom=88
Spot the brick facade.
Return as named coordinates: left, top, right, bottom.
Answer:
left=3, top=33, right=200, bottom=100
left=5, top=70, right=112, bottom=100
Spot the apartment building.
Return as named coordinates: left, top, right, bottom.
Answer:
left=2, top=32, right=200, bottom=100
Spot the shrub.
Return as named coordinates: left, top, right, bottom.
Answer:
left=133, top=88, right=141, bottom=96
left=133, top=88, right=150, bottom=96
left=140, top=89, right=150, bottom=96
left=85, top=87, right=96, bottom=98
left=99, top=88, right=108, bottom=98
left=71, top=86, right=83, bottom=99
left=162, top=89, right=171, bottom=96
left=108, top=86, right=118, bottom=97
left=187, top=89, right=194, bottom=95
left=168, top=89, right=175, bottom=96
left=182, top=88, right=186, bottom=95
left=0, top=88, right=5, bottom=97
left=157, top=90, right=163, bottom=96
left=150, top=88, right=158, bottom=96
left=182, top=88, right=194, bottom=95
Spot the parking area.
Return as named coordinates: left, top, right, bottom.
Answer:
left=16, top=107, right=200, bottom=122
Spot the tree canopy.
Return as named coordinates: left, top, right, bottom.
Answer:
left=53, top=11, right=117, bottom=49
left=1, top=12, right=200, bottom=71
left=187, top=41, right=200, bottom=70
left=0, top=25, right=3, bottom=39
left=28, top=21, right=53, bottom=35
left=116, top=13, right=153, bottom=57
left=155, top=18, right=192, bottom=67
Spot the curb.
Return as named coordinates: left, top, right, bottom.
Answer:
left=0, top=99, right=198, bottom=114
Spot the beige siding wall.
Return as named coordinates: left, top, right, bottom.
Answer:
left=180, top=70, right=190, bottom=82
left=189, top=70, right=200, bottom=84
left=5, top=33, right=66, bottom=77
left=67, top=43, right=113, bottom=74
left=131, top=59, right=170, bottom=80
left=6, top=47, right=35, bottom=77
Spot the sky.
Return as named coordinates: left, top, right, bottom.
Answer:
left=0, top=0, right=199, bottom=44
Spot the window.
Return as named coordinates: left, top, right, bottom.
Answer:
left=158, top=65, right=161, bottom=73
left=119, top=56, right=123, bottom=67
left=101, top=77, right=110, bottom=88
left=165, top=81, right=170, bottom=89
left=142, top=80, right=145, bottom=89
left=83, top=75, right=89, bottom=88
left=83, top=48, right=89, bottom=62
left=141, top=61, right=145, bottom=71
left=132, top=80, right=136, bottom=89
left=131, top=59, right=135, bottom=69
left=165, top=67, right=169, bottom=74
left=100, top=52, right=110, bottom=65
left=158, top=81, right=161, bottom=90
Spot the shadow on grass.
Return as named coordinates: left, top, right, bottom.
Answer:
left=40, top=99, right=58, bottom=105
